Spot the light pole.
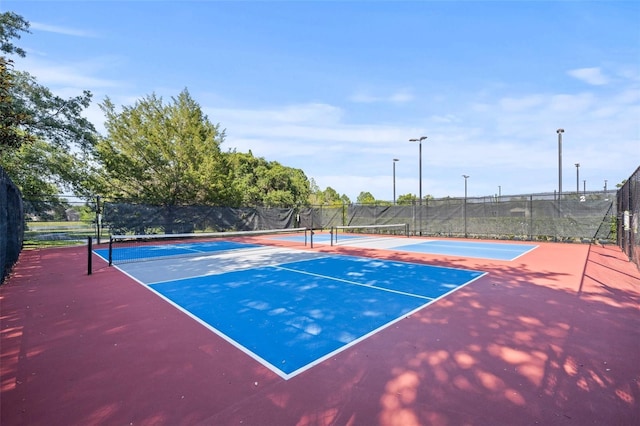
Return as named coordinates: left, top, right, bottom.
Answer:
left=557, top=129, right=564, bottom=200
left=409, top=136, right=427, bottom=235
left=393, top=158, right=399, bottom=205
left=575, top=163, right=580, bottom=194
left=583, top=180, right=586, bottom=195
left=463, top=175, right=469, bottom=237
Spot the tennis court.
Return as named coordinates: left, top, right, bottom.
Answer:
left=277, top=231, right=538, bottom=261
left=2, top=230, right=639, bottom=426
left=94, top=241, right=485, bottom=379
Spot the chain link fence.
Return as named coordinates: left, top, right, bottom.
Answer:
left=16, top=186, right=621, bottom=262
left=308, top=191, right=616, bottom=243
left=22, top=196, right=99, bottom=248
left=617, top=166, right=639, bottom=270
left=1, top=166, right=24, bottom=284
left=21, top=191, right=616, bottom=245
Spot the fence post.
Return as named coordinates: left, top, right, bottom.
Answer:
left=87, top=236, right=92, bottom=275
left=529, top=194, right=533, bottom=241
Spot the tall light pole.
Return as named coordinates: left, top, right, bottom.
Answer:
left=393, top=158, right=399, bottom=205
left=557, top=129, right=564, bottom=200
left=575, top=163, right=580, bottom=194
left=463, top=175, right=469, bottom=237
left=409, top=136, right=427, bottom=235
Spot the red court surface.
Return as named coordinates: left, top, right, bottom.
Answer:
left=1, top=238, right=639, bottom=425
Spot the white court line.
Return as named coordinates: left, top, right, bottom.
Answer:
left=273, top=265, right=434, bottom=301
left=137, top=246, right=333, bottom=285
left=280, top=269, right=488, bottom=379
left=109, top=250, right=488, bottom=381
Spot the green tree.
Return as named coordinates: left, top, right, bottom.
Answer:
left=356, top=191, right=376, bottom=204
left=2, top=139, right=95, bottom=197
left=96, top=89, right=234, bottom=206
left=228, top=150, right=310, bottom=207
left=1, top=11, right=29, bottom=57
left=1, top=12, right=98, bottom=198
left=1, top=12, right=32, bottom=149
left=397, top=193, right=417, bottom=205
left=322, top=186, right=342, bottom=205
left=307, top=178, right=323, bottom=205
left=306, top=184, right=350, bottom=206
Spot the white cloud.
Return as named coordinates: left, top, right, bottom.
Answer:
left=17, top=57, right=123, bottom=89
left=30, top=22, right=97, bottom=38
left=15, top=48, right=636, bottom=201
left=349, top=88, right=414, bottom=104
left=210, top=103, right=343, bottom=126
left=567, top=67, right=609, bottom=86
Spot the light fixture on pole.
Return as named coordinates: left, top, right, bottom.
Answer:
left=393, top=158, right=399, bottom=205
left=409, top=136, right=427, bottom=235
left=463, top=175, right=469, bottom=238
left=575, top=163, right=580, bottom=194
left=557, top=129, right=564, bottom=200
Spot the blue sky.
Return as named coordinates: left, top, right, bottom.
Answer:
left=4, top=0, right=639, bottom=200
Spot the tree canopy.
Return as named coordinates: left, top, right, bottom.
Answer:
left=1, top=11, right=371, bottom=208
left=1, top=12, right=98, bottom=199
left=96, top=90, right=234, bottom=205
left=228, top=151, right=310, bottom=207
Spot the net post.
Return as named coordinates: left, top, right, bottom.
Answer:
left=310, top=228, right=314, bottom=248
left=304, top=228, right=308, bottom=246
left=405, top=223, right=409, bottom=237
left=330, top=227, right=334, bottom=246
left=87, top=236, right=93, bottom=275
left=108, top=236, right=113, bottom=266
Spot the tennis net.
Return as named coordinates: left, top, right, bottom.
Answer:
left=331, top=223, right=409, bottom=246
left=106, top=228, right=309, bottom=265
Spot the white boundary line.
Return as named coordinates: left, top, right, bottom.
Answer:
left=105, top=252, right=488, bottom=381
left=280, top=270, right=488, bottom=379
left=274, top=265, right=434, bottom=300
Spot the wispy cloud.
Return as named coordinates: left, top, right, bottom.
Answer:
left=567, top=67, right=609, bottom=86
left=349, top=88, right=414, bottom=104
left=18, top=57, right=123, bottom=89
left=30, top=22, right=97, bottom=38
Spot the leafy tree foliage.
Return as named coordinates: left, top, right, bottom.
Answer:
left=396, top=193, right=417, bottom=205
left=356, top=191, right=376, bottom=204
left=396, top=193, right=434, bottom=205
left=322, top=187, right=341, bottom=205
left=0, top=12, right=29, bottom=57
left=1, top=12, right=31, bottom=149
left=2, top=139, right=95, bottom=197
left=96, top=90, right=234, bottom=206
left=307, top=181, right=351, bottom=206
left=9, top=70, right=96, bottom=151
left=1, top=12, right=98, bottom=199
left=228, top=150, right=310, bottom=207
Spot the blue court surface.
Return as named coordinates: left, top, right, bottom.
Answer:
left=395, top=240, right=537, bottom=261
left=272, top=234, right=537, bottom=261
left=140, top=252, right=485, bottom=379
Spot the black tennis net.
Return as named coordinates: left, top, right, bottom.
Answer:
left=107, top=227, right=309, bottom=265
left=331, top=223, right=409, bottom=246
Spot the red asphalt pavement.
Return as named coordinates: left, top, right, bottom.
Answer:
left=1, top=240, right=639, bottom=425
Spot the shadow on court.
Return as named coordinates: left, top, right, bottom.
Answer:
left=1, top=241, right=639, bottom=425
